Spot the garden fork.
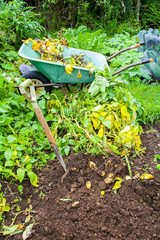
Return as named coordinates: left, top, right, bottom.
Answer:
left=19, top=79, right=68, bottom=181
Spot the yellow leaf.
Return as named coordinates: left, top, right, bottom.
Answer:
left=59, top=38, right=68, bottom=46
left=86, top=62, right=94, bottom=68
left=100, top=191, right=105, bottom=196
left=100, top=112, right=107, bottom=117
left=131, top=105, right=137, bottom=121
left=91, top=117, right=99, bottom=130
left=77, top=71, right=82, bottom=79
left=22, top=39, right=29, bottom=44
left=112, top=177, right=123, bottom=190
left=98, top=126, right=104, bottom=138
left=25, top=215, right=31, bottom=223
left=32, top=42, right=40, bottom=51
left=99, top=171, right=106, bottom=177
left=71, top=58, right=76, bottom=65
left=11, top=150, right=17, bottom=160
left=48, top=46, right=60, bottom=55
left=121, top=105, right=130, bottom=119
left=114, top=120, right=121, bottom=128
left=121, top=149, right=126, bottom=157
left=1, top=198, right=10, bottom=212
left=114, top=177, right=123, bottom=182
left=140, top=173, right=154, bottom=180
left=22, top=38, right=32, bottom=44
left=45, top=41, right=52, bottom=47
left=92, top=112, right=100, bottom=118
left=112, top=182, right=121, bottom=190
left=18, top=224, right=25, bottom=230
left=24, top=154, right=30, bottom=162
left=65, top=64, right=73, bottom=74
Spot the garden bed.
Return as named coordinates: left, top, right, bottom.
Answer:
left=1, top=123, right=160, bottom=240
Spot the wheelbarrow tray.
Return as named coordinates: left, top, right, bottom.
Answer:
left=18, top=41, right=109, bottom=84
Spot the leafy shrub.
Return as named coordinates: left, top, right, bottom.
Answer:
left=141, top=0, right=160, bottom=28
left=0, top=0, right=46, bottom=49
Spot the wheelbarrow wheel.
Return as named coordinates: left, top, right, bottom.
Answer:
left=22, top=71, right=52, bottom=96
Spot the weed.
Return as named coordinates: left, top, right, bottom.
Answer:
left=39, top=192, right=45, bottom=198
left=18, top=185, right=23, bottom=195
left=154, top=154, right=160, bottom=170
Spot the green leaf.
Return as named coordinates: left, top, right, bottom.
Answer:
left=45, top=114, right=54, bottom=121
left=92, top=105, right=104, bottom=112
left=103, top=120, right=112, bottom=129
left=17, top=168, right=26, bottom=183
left=0, top=116, right=11, bottom=126
left=27, top=171, right=39, bottom=187
left=0, top=145, right=5, bottom=151
left=88, top=85, right=99, bottom=96
left=16, top=145, right=26, bottom=151
left=5, top=161, right=15, bottom=167
left=77, top=33, right=88, bottom=49
left=69, top=139, right=75, bottom=145
left=83, top=118, right=90, bottom=127
left=1, top=63, right=13, bottom=70
left=7, top=135, right=17, bottom=143
left=0, top=106, right=9, bottom=113
left=2, top=225, right=21, bottom=236
left=38, top=99, right=46, bottom=109
left=64, top=146, right=70, bottom=156
left=0, top=75, right=4, bottom=88
left=25, top=112, right=34, bottom=121
left=5, top=149, right=14, bottom=161
left=1, top=168, right=18, bottom=179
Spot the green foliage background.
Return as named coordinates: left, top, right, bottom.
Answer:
left=1, top=0, right=160, bottom=39
left=0, top=0, right=160, bottom=228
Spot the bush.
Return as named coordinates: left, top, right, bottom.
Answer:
left=0, top=0, right=46, bottom=49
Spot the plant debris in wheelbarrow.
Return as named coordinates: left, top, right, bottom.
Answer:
left=19, top=37, right=109, bottom=84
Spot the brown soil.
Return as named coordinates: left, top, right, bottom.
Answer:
left=1, top=123, right=160, bottom=240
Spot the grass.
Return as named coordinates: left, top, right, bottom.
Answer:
left=127, top=81, right=160, bottom=123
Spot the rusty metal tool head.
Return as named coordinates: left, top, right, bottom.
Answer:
left=19, top=79, right=67, bottom=174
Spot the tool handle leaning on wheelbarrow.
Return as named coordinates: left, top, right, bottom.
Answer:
left=19, top=79, right=67, bottom=173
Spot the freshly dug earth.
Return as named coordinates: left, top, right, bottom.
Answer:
left=1, top=123, right=160, bottom=240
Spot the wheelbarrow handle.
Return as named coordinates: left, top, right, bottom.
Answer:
left=107, top=43, right=141, bottom=61
left=112, top=58, right=153, bottom=76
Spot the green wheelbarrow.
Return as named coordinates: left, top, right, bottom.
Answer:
left=17, top=41, right=109, bottom=95
left=16, top=41, right=153, bottom=96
